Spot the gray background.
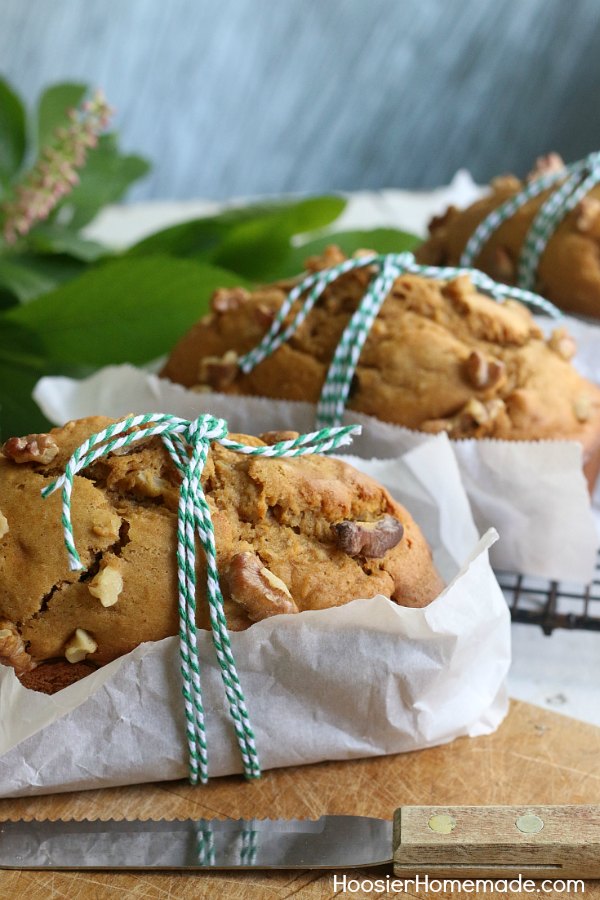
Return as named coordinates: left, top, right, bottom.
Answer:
left=1, top=0, right=599, bottom=202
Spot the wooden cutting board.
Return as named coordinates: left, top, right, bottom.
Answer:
left=1, top=700, right=599, bottom=899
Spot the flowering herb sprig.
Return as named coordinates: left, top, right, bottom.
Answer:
left=1, top=91, right=112, bottom=245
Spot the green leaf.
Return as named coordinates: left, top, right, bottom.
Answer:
left=0, top=78, right=27, bottom=186
left=26, top=223, right=108, bottom=261
left=127, top=216, right=229, bottom=259
left=0, top=258, right=59, bottom=303
left=0, top=320, right=50, bottom=439
left=269, top=228, right=421, bottom=279
left=55, top=134, right=150, bottom=230
left=0, top=253, right=88, bottom=303
left=128, top=197, right=347, bottom=274
left=37, top=82, right=87, bottom=151
left=7, top=255, right=248, bottom=366
left=209, top=196, right=346, bottom=280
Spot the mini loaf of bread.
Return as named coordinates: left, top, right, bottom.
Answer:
left=0, top=416, right=443, bottom=694
left=416, top=154, right=600, bottom=318
left=161, top=246, right=600, bottom=490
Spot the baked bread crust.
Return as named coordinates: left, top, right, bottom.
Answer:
left=0, top=416, right=443, bottom=693
left=416, top=171, right=600, bottom=319
left=161, top=248, right=600, bottom=489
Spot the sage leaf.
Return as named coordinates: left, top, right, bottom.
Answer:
left=209, top=196, right=346, bottom=279
left=0, top=78, right=27, bottom=187
left=55, top=134, right=150, bottom=230
left=0, top=320, right=49, bottom=439
left=26, top=224, right=108, bottom=261
left=128, top=196, right=347, bottom=276
left=268, top=228, right=421, bottom=279
left=7, top=256, right=247, bottom=366
left=37, top=82, right=87, bottom=151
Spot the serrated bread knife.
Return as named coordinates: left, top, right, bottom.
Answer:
left=1, top=806, right=599, bottom=878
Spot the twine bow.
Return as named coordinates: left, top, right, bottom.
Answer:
left=460, top=151, right=600, bottom=290
left=42, top=412, right=360, bottom=783
left=237, top=251, right=561, bottom=429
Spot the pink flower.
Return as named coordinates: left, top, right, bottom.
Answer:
left=1, top=90, right=113, bottom=244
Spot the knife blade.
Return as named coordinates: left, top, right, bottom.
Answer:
left=0, top=805, right=599, bottom=877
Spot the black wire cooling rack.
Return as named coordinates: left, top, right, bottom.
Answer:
left=496, top=551, right=600, bottom=635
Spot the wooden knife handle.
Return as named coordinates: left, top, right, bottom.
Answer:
left=393, top=805, right=600, bottom=878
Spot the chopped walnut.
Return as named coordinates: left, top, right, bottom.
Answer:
left=89, top=563, right=123, bottom=608
left=226, top=551, right=298, bottom=622
left=198, top=350, right=239, bottom=391
left=131, top=469, right=170, bottom=499
left=259, top=430, right=300, bottom=445
left=371, top=318, right=388, bottom=337
left=464, top=351, right=506, bottom=390
left=548, top=327, right=577, bottom=361
left=0, top=620, right=36, bottom=676
left=305, top=245, right=346, bottom=273
left=332, top=514, right=404, bottom=558
left=254, top=303, right=275, bottom=328
left=490, top=246, right=515, bottom=281
left=211, top=287, right=251, bottom=314
left=2, top=432, right=59, bottom=465
left=461, top=398, right=489, bottom=426
left=490, top=174, right=522, bottom=193
left=575, top=197, right=600, bottom=233
left=527, top=153, right=565, bottom=181
left=443, top=275, right=476, bottom=313
left=423, top=397, right=506, bottom=437
left=460, top=397, right=506, bottom=428
left=574, top=396, right=591, bottom=423
left=461, top=397, right=504, bottom=425
left=0, top=511, right=8, bottom=539
left=91, top=509, right=120, bottom=540
left=65, top=628, right=97, bottom=663
left=427, top=206, right=459, bottom=235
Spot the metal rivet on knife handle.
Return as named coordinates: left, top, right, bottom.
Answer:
left=393, top=805, right=600, bottom=878
left=427, top=814, right=456, bottom=834
left=516, top=813, right=544, bottom=834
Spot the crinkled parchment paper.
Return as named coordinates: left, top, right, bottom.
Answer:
left=0, top=436, right=509, bottom=797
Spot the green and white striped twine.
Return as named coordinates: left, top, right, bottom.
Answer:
left=42, top=412, right=360, bottom=783
left=237, top=251, right=562, bottom=429
left=460, top=151, right=600, bottom=290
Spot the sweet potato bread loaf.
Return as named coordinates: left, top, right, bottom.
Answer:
left=161, top=247, right=600, bottom=489
left=416, top=155, right=600, bottom=318
left=0, top=417, right=443, bottom=694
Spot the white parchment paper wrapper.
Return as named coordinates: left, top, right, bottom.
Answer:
left=35, top=324, right=600, bottom=583
left=0, top=436, right=510, bottom=797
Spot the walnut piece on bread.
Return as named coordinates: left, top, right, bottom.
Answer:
left=2, top=433, right=59, bottom=465
left=0, top=620, right=36, bottom=676
left=65, top=628, right=98, bottom=663
left=88, top=562, right=123, bottom=608
left=227, top=551, right=298, bottom=622
left=332, top=515, right=404, bottom=558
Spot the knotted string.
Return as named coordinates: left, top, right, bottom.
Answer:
left=237, top=251, right=561, bottom=429
left=42, top=413, right=360, bottom=783
left=460, top=151, right=600, bottom=290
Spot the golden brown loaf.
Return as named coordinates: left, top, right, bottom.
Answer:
left=416, top=154, right=600, bottom=318
left=161, top=246, right=600, bottom=489
left=0, top=416, right=443, bottom=694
